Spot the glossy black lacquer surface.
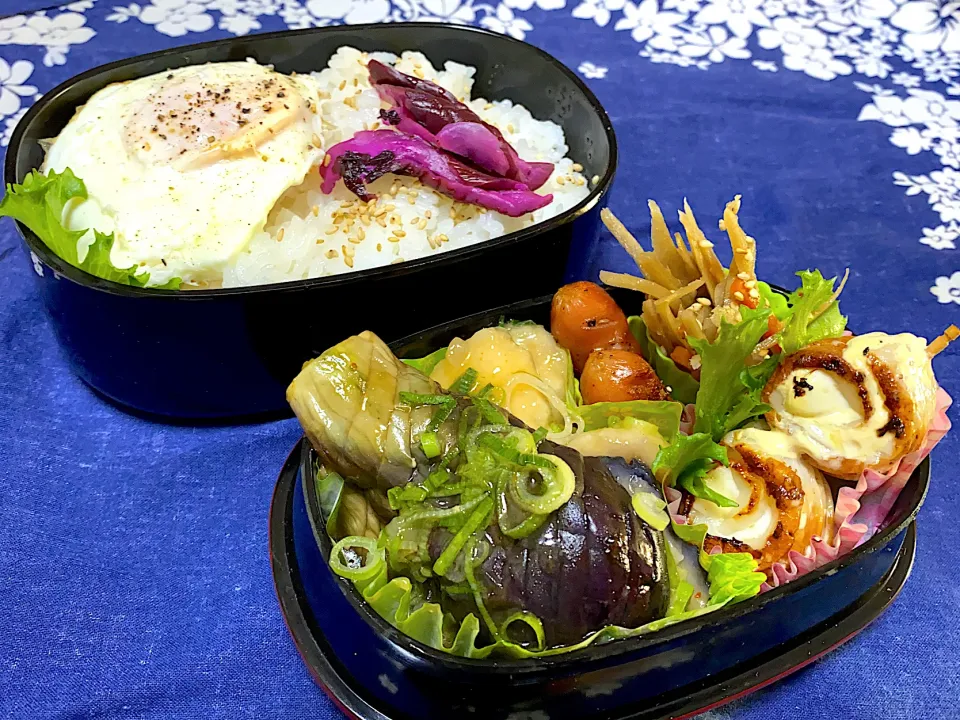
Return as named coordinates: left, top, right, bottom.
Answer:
left=5, top=24, right=615, bottom=419
left=275, top=294, right=931, bottom=718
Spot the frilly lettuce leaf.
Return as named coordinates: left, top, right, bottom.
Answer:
left=627, top=316, right=700, bottom=405
left=335, top=530, right=765, bottom=658
left=777, top=270, right=847, bottom=355
left=652, top=432, right=736, bottom=508
left=579, top=399, right=683, bottom=442
left=756, top=281, right=790, bottom=320
left=1, top=168, right=180, bottom=288
left=690, top=305, right=772, bottom=441
left=758, top=272, right=846, bottom=356
left=706, top=553, right=766, bottom=605
left=670, top=515, right=766, bottom=602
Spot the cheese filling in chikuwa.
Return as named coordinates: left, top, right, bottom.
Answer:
left=763, top=332, right=938, bottom=480
left=688, top=427, right=835, bottom=571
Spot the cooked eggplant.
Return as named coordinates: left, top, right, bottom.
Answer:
left=479, top=444, right=667, bottom=647
left=288, top=331, right=668, bottom=648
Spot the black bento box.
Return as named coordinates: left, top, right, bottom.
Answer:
left=269, top=294, right=929, bottom=720
left=5, top=24, right=616, bottom=420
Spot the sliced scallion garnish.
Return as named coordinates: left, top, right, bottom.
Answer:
left=420, top=430, right=442, bottom=459
left=464, top=538, right=499, bottom=641
left=329, top=536, right=384, bottom=583
left=398, top=392, right=450, bottom=406
left=471, top=396, right=506, bottom=425
left=631, top=492, right=670, bottom=531
left=476, top=383, right=494, bottom=398
left=499, top=611, right=546, bottom=652
left=387, top=483, right=428, bottom=510
left=508, top=454, right=576, bottom=516
left=428, top=398, right=457, bottom=431
left=448, top=367, right=479, bottom=395
left=432, top=496, right=493, bottom=577
left=499, top=511, right=548, bottom=540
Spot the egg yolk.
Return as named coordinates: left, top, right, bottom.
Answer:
left=124, top=70, right=304, bottom=168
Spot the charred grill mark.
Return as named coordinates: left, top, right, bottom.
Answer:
left=378, top=108, right=401, bottom=125
left=792, top=376, right=814, bottom=397
left=866, top=353, right=921, bottom=452
left=678, top=491, right=695, bottom=517
left=704, top=535, right=760, bottom=559
left=878, top=416, right=906, bottom=438
left=766, top=481, right=802, bottom=505
left=728, top=444, right=804, bottom=572
left=735, top=446, right=803, bottom=511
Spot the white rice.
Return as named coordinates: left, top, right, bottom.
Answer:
left=221, top=47, right=589, bottom=288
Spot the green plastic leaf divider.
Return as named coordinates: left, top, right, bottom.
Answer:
left=627, top=316, right=700, bottom=405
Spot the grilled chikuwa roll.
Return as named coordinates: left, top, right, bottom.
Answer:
left=686, top=428, right=835, bottom=572
left=762, top=333, right=938, bottom=481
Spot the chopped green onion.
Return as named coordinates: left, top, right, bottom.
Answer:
left=531, top=427, right=548, bottom=445
left=425, top=470, right=450, bottom=493
left=428, top=398, right=457, bottom=431
left=388, top=483, right=429, bottom=510
left=433, top=496, right=493, bottom=577
left=329, top=536, right=384, bottom=583
left=398, top=392, right=450, bottom=406
left=464, top=538, right=500, bottom=641
left=420, top=430, right=442, bottom=459
left=503, top=428, right=537, bottom=454
left=499, top=511, right=548, bottom=540
left=477, top=433, right=556, bottom=473
left=509, top=454, right=576, bottom=516
left=398, top=493, right=486, bottom=526
left=443, top=584, right=473, bottom=598
left=471, top=396, right=506, bottom=425
left=448, top=367, right=479, bottom=395
left=476, top=383, right=494, bottom=398
left=499, top=611, right=546, bottom=652
left=631, top=492, right=670, bottom=531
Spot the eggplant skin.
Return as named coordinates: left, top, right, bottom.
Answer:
left=481, top=444, right=668, bottom=648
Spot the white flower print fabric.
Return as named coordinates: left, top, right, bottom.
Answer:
left=0, top=3, right=957, bottom=720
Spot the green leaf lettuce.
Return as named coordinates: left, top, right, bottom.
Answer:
left=1, top=168, right=181, bottom=288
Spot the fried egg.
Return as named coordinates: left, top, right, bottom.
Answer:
left=688, top=427, right=834, bottom=571
left=43, top=61, right=325, bottom=287
left=763, top=333, right=937, bottom=479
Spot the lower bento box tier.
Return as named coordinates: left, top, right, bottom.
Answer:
left=6, top=24, right=615, bottom=419
left=270, top=436, right=922, bottom=719
left=277, top=292, right=930, bottom=696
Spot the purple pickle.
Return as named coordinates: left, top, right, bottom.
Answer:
left=320, top=130, right=554, bottom=218
left=368, top=60, right=554, bottom=190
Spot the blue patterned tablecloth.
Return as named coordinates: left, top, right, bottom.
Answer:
left=1, top=0, right=958, bottom=718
